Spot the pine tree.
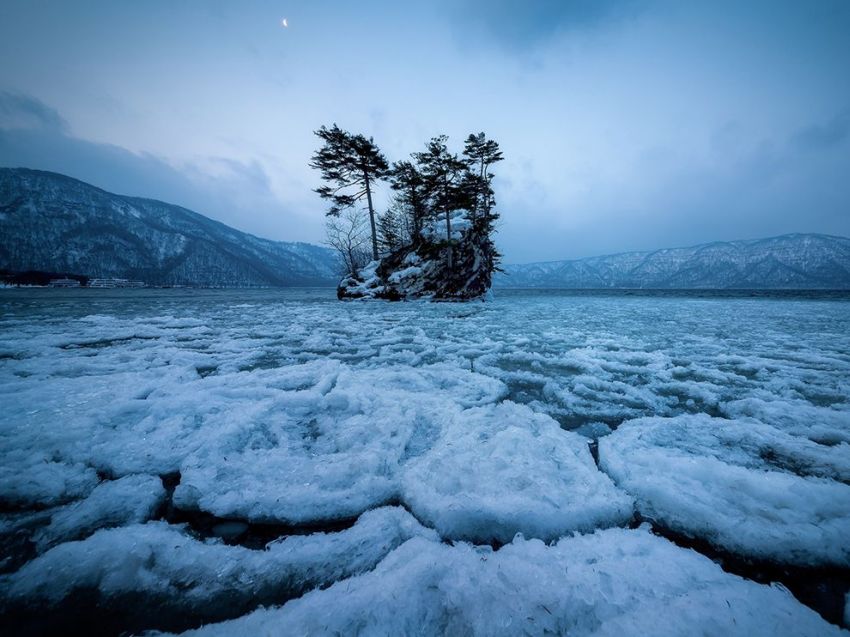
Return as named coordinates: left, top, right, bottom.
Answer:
left=414, top=136, right=469, bottom=269
left=310, top=124, right=389, bottom=262
left=462, top=132, right=503, bottom=222
left=389, top=160, right=429, bottom=242
left=377, top=205, right=405, bottom=253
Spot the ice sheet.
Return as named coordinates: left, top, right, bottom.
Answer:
left=2, top=289, right=848, bottom=632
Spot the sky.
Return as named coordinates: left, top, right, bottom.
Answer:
left=0, top=0, right=848, bottom=263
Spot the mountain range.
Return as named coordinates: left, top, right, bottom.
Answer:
left=1, top=167, right=848, bottom=289
left=496, top=234, right=850, bottom=289
left=0, top=168, right=339, bottom=287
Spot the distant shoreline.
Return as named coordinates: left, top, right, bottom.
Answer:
left=2, top=286, right=848, bottom=300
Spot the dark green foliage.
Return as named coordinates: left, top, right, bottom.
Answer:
left=389, top=160, right=429, bottom=241
left=377, top=205, right=406, bottom=253
left=463, top=132, right=504, bottom=223
left=462, top=133, right=503, bottom=275
left=414, top=136, right=471, bottom=269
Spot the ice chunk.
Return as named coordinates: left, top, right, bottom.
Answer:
left=173, top=363, right=505, bottom=524
left=402, top=401, right=633, bottom=543
left=1, top=507, right=436, bottom=621
left=174, top=451, right=399, bottom=525
left=723, top=397, right=850, bottom=446
left=599, top=414, right=850, bottom=565
left=0, top=453, right=98, bottom=508
left=32, top=474, right=165, bottom=552
left=177, top=527, right=842, bottom=637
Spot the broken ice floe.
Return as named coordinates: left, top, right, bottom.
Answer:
left=176, top=526, right=843, bottom=637
left=0, top=506, right=435, bottom=628
left=599, top=414, right=850, bottom=566
left=32, top=473, right=165, bottom=552
left=402, top=401, right=633, bottom=543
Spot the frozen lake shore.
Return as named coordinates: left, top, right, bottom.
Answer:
left=1, top=288, right=848, bottom=635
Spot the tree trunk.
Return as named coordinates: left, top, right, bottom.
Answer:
left=412, top=192, right=422, bottom=241
left=347, top=246, right=356, bottom=276
left=442, top=174, right=454, bottom=269
left=476, top=161, right=485, bottom=221
left=445, top=205, right=453, bottom=269
left=364, top=173, right=379, bottom=261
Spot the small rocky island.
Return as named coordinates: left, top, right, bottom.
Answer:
left=338, top=212, right=497, bottom=300
left=311, top=127, right=503, bottom=301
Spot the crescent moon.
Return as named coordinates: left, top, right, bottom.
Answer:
left=281, top=18, right=288, bottom=27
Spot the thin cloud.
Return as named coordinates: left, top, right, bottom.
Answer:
left=792, top=108, right=850, bottom=152
left=0, top=93, right=309, bottom=243
left=447, top=0, right=645, bottom=51
left=0, top=92, right=68, bottom=133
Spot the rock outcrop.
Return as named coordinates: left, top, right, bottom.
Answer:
left=339, top=214, right=496, bottom=301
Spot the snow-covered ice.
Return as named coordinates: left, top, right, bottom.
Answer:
left=1, top=506, right=435, bottom=616
left=176, top=527, right=844, bottom=637
left=0, top=453, right=99, bottom=508
left=172, top=362, right=508, bottom=524
left=1, top=288, right=848, bottom=633
left=599, top=414, right=850, bottom=566
left=402, top=401, right=633, bottom=543
left=33, top=473, right=165, bottom=552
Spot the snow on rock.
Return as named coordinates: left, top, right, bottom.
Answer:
left=337, top=260, right=384, bottom=299
left=338, top=212, right=495, bottom=301
left=32, top=474, right=165, bottom=552
left=0, top=506, right=436, bottom=613
left=599, top=414, right=850, bottom=566
left=176, top=527, right=843, bottom=637
left=402, top=401, right=633, bottom=543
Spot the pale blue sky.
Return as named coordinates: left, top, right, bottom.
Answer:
left=1, top=0, right=848, bottom=262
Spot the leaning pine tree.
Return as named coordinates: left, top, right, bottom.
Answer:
left=310, top=124, right=389, bottom=261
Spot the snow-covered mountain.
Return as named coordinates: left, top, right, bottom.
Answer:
left=497, top=234, right=850, bottom=289
left=0, top=168, right=339, bottom=287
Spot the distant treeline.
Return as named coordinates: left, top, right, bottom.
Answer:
left=0, top=270, right=89, bottom=286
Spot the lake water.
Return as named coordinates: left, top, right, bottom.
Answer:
left=1, top=288, right=848, bottom=635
